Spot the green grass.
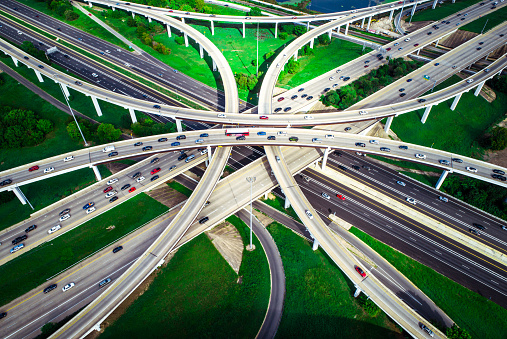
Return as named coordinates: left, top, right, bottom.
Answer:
left=460, top=6, right=507, bottom=33
left=0, top=193, right=169, bottom=307
left=410, top=0, right=482, bottom=22
left=367, top=154, right=442, bottom=173
left=277, top=38, right=371, bottom=89
left=0, top=166, right=111, bottom=232
left=167, top=181, right=193, bottom=197
left=101, top=214, right=270, bottom=338
left=400, top=171, right=439, bottom=186
left=349, top=226, right=507, bottom=339
left=261, top=195, right=303, bottom=223
left=13, top=0, right=129, bottom=49
left=389, top=75, right=507, bottom=158
left=268, top=222, right=400, bottom=338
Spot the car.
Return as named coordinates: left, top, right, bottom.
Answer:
left=484, top=68, right=490, bottom=73
left=158, top=138, right=168, bottom=142
left=171, top=142, right=180, bottom=147
left=492, top=174, right=506, bottom=181
left=120, top=183, right=131, bottom=191
left=91, top=73, right=98, bottom=78
left=10, top=243, right=24, bottom=254
left=105, top=190, right=118, bottom=198
left=107, top=178, right=118, bottom=185
left=195, top=139, right=204, bottom=144
left=59, top=208, right=70, bottom=217
left=142, top=146, right=153, bottom=151
left=113, top=246, right=123, bottom=253
left=75, top=81, right=82, bottom=86
left=439, top=196, right=448, bottom=203
left=332, top=83, right=339, bottom=88
left=169, top=165, right=177, bottom=172
left=321, top=192, right=330, bottom=199
left=199, top=216, right=209, bottom=224
left=38, top=65, right=44, bottom=69
left=245, top=16, right=251, bottom=19
left=469, top=228, right=480, bottom=236
left=353, top=265, right=368, bottom=280
left=439, top=160, right=450, bottom=165
left=151, top=175, right=159, bottom=181
left=362, top=165, right=371, bottom=171
left=108, top=151, right=118, bottom=157
left=356, top=142, right=366, bottom=147
left=275, top=156, right=281, bottom=163
left=274, top=108, right=282, bottom=113
left=399, top=145, right=408, bottom=150
left=502, top=226, right=507, bottom=231
left=200, top=133, right=209, bottom=138
left=151, top=157, right=159, bottom=164
left=404, top=38, right=411, bottom=42
left=397, top=181, right=406, bottom=186
left=298, top=88, right=305, bottom=92
left=369, top=140, right=379, bottom=144
left=277, top=97, right=285, bottom=102
left=284, top=107, right=292, bottom=112
left=305, top=210, right=313, bottom=219
left=394, top=42, right=399, bottom=46
left=406, top=197, right=416, bottom=204
left=336, top=194, right=346, bottom=200
left=451, top=158, right=463, bottom=163
left=178, top=153, right=187, bottom=161
left=338, top=165, right=348, bottom=171
left=301, top=94, right=308, bottom=98
left=136, top=176, right=145, bottom=183
left=312, top=138, right=322, bottom=143
left=25, top=224, right=37, bottom=233
left=323, top=88, right=331, bottom=93
left=466, top=167, right=478, bottom=173
left=29, top=165, right=39, bottom=172
left=493, top=169, right=505, bottom=175
left=434, top=63, right=440, bottom=66
left=418, top=99, right=426, bottom=103
left=472, top=223, right=485, bottom=231
left=134, top=142, right=143, bottom=147
left=12, top=235, right=27, bottom=245
left=153, top=104, right=161, bottom=109
left=329, top=76, right=336, bottom=81
left=129, top=187, right=136, bottom=193
left=380, top=147, right=391, bottom=152
left=452, top=65, right=457, bottom=69
left=420, top=323, right=434, bottom=337
left=1, top=179, right=13, bottom=186
left=0, top=312, right=6, bottom=319
left=236, top=136, right=246, bottom=141
left=59, top=213, right=71, bottom=222
left=359, top=110, right=368, bottom=115
left=104, top=186, right=113, bottom=193
left=414, top=43, right=419, bottom=47
left=62, top=282, right=75, bottom=292
left=304, top=115, right=314, bottom=121
left=400, top=93, right=406, bottom=97
left=151, top=168, right=161, bottom=175
left=83, top=202, right=95, bottom=210
left=257, top=132, right=267, bottom=136
left=44, top=284, right=58, bottom=294
left=48, top=225, right=61, bottom=234
left=344, top=127, right=351, bottom=132
left=325, top=134, right=334, bottom=139
left=398, top=47, right=403, bottom=51
left=268, top=136, right=276, bottom=140
left=343, top=77, right=350, bottom=81
left=199, top=148, right=208, bottom=155
left=339, top=76, right=344, bottom=80
left=456, top=23, right=460, bottom=26
left=415, top=154, right=426, bottom=159
left=63, top=156, right=75, bottom=162
left=289, top=137, right=299, bottom=142
left=407, top=79, right=413, bottom=82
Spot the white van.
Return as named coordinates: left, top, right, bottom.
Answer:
left=103, top=145, right=115, bottom=153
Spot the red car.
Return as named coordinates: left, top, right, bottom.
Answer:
left=386, top=47, right=391, bottom=51
left=355, top=266, right=366, bottom=278
left=150, top=167, right=161, bottom=175
left=364, top=65, right=369, bottom=68
left=336, top=194, right=346, bottom=200
left=129, top=187, right=136, bottom=193
left=277, top=97, right=284, bottom=102
left=168, top=10, right=173, bottom=12
left=103, top=186, right=113, bottom=193
left=28, top=166, right=39, bottom=172
left=259, top=116, right=269, bottom=120
left=414, top=43, right=419, bottom=47
left=292, top=16, right=297, bottom=19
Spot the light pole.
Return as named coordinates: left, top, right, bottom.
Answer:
left=397, top=0, right=407, bottom=33
left=246, top=176, right=256, bottom=250
left=480, top=18, right=489, bottom=34
left=256, top=22, right=259, bottom=77
left=408, top=0, right=417, bottom=25
left=430, top=79, right=437, bottom=92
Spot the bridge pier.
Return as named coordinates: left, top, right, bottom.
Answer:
left=181, top=18, right=185, bottom=25
left=212, top=59, right=217, bottom=71
left=112, top=7, right=115, bottom=11
left=435, top=170, right=450, bottom=190
left=344, top=22, right=349, bottom=35
left=242, top=22, right=246, bottom=38
left=484, top=52, right=490, bottom=61
left=411, top=2, right=417, bottom=16
left=175, top=118, right=183, bottom=133
left=11, top=56, right=18, bottom=67
left=34, top=70, right=44, bottom=83
left=310, top=38, right=314, bottom=49
left=148, top=17, right=152, bottom=23
left=132, top=12, right=135, bottom=19
left=354, top=286, right=362, bottom=298
left=166, top=24, right=171, bottom=37
left=274, top=22, right=278, bottom=38
left=211, top=20, right=214, bottom=35
left=416, top=48, right=420, bottom=55
left=366, top=16, right=372, bottom=31
left=384, top=116, right=394, bottom=133
left=474, top=81, right=485, bottom=96
left=306, top=21, right=310, bottom=31
left=91, top=96, right=103, bottom=116
left=294, top=50, right=298, bottom=61
left=421, top=105, right=432, bottom=123
left=199, top=44, right=204, bottom=58
left=450, top=93, right=462, bottom=111
left=361, top=17, right=365, bottom=28
left=435, top=39, right=439, bottom=48
left=328, top=30, right=332, bottom=39
left=61, top=83, right=71, bottom=98
left=207, top=145, right=212, bottom=163
left=91, top=165, right=102, bottom=182
left=88, top=1, right=93, bottom=8
left=389, top=10, right=394, bottom=21
left=321, top=147, right=331, bottom=170
left=432, top=0, right=438, bottom=9
left=10, top=186, right=28, bottom=205
left=284, top=194, right=291, bottom=209
left=184, top=33, right=189, bottom=47
left=128, top=107, right=137, bottom=123
left=312, top=238, right=319, bottom=251
left=336, top=25, right=341, bottom=34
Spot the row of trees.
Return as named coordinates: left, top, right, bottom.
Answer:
left=0, top=107, right=53, bottom=149
left=120, top=114, right=183, bottom=137
left=35, top=0, right=79, bottom=21
left=20, top=41, right=47, bottom=62
left=66, top=118, right=122, bottom=144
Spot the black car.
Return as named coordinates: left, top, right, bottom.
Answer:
left=267, top=136, right=276, bottom=140
left=352, top=165, right=360, bottom=170
left=301, top=94, right=308, bottom=98
left=59, top=208, right=70, bottom=216
left=0, top=312, right=6, bottom=319
left=380, top=147, right=391, bottom=152
left=176, top=135, right=186, bottom=140
left=25, top=224, right=37, bottom=233
left=153, top=105, right=161, bottom=109
left=334, top=151, right=342, bottom=156
left=298, top=88, right=304, bottom=92
left=343, top=77, right=350, bottom=81
left=493, top=169, right=505, bottom=175
left=338, top=165, right=347, bottom=171
left=399, top=145, right=408, bottom=150
left=134, top=142, right=143, bottom=147
left=132, top=172, right=141, bottom=179
left=23, top=56, right=29, bottom=60
left=323, top=88, right=331, bottom=92
left=284, top=107, right=292, bottom=112
left=236, top=136, right=246, bottom=141
left=469, top=228, right=480, bottom=235
left=306, top=96, right=313, bottom=100
left=400, top=93, right=406, bottom=97
left=200, top=133, right=209, bottom=138
left=199, top=216, right=209, bottom=224
left=376, top=53, right=382, bottom=58
left=291, top=95, right=298, bottom=100
left=109, top=196, right=119, bottom=203
left=452, top=158, right=463, bottom=163
left=492, top=174, right=506, bottom=181
left=473, top=223, right=486, bottom=230
left=43, top=284, right=57, bottom=294
left=151, top=175, right=159, bottom=181
left=112, top=246, right=123, bottom=253
left=355, top=142, right=366, bottom=147
left=108, top=151, right=118, bottom=157
left=274, top=108, right=282, bottom=113
left=158, top=138, right=168, bottom=142
left=169, top=165, right=177, bottom=171
left=344, top=127, right=351, bottom=131
left=399, top=88, right=405, bottom=92
left=12, top=235, right=27, bottom=245
left=142, top=146, right=153, bottom=151
left=178, top=153, right=187, bottom=161
left=0, top=179, right=12, bottom=186
left=151, top=157, right=159, bottom=164
left=121, top=184, right=131, bottom=191
left=418, top=99, right=426, bottom=103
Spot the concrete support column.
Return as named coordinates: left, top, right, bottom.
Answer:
left=11, top=187, right=27, bottom=205
left=366, top=16, right=372, bottom=31
left=184, top=33, right=188, bottom=47
left=274, top=22, right=278, bottom=38
left=336, top=26, right=341, bottom=34
left=205, top=159, right=209, bottom=167
left=312, top=239, right=319, bottom=251
left=450, top=93, right=462, bottom=111
left=344, top=22, right=349, bottom=35
left=485, top=52, right=490, bottom=61
left=61, top=83, right=70, bottom=98
left=432, top=0, right=438, bottom=9
left=91, top=96, right=103, bottom=116
left=175, top=118, right=182, bottom=133
left=328, top=30, right=332, bottom=39
left=284, top=195, right=291, bottom=209
left=91, top=165, right=102, bottom=182
left=354, top=286, right=362, bottom=298
left=474, top=81, right=485, bottom=96
left=435, top=39, right=439, bottom=48
left=361, top=17, right=365, bottom=28
left=199, top=44, right=204, bottom=58
left=212, top=59, right=217, bottom=71
left=294, top=50, right=298, bottom=61
left=148, top=17, right=152, bottom=23
left=306, top=21, right=310, bottom=31
left=182, top=18, right=185, bottom=24
left=384, top=116, right=394, bottom=133
left=389, top=10, right=394, bottom=21
left=421, top=105, right=432, bottom=124
left=242, top=22, right=245, bottom=38
left=34, top=70, right=44, bottom=83
left=112, top=7, right=115, bottom=11
left=264, top=191, right=269, bottom=199
left=310, top=38, right=314, bottom=49
left=417, top=49, right=420, bottom=55
left=89, top=1, right=93, bottom=8
left=321, top=147, right=331, bottom=170
left=435, top=170, right=450, bottom=190
left=128, top=108, right=137, bottom=123
left=11, top=56, right=18, bottom=67
left=411, top=3, right=417, bottom=16
left=211, top=20, right=214, bottom=35
left=167, top=24, right=171, bottom=37
left=132, top=12, right=135, bottom=19
left=207, top=145, right=212, bottom=163
left=452, top=0, right=456, bottom=3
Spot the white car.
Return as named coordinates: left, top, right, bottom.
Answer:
left=59, top=214, right=71, bottom=222
left=86, top=207, right=96, bottom=214
left=305, top=210, right=313, bottom=219
left=63, top=156, right=75, bottom=162
left=466, top=79, right=474, bottom=84
left=396, top=181, right=406, bottom=186
left=92, top=73, right=98, bottom=78
left=105, top=190, right=118, bottom=198
left=275, top=156, right=281, bottom=162
left=329, top=76, right=336, bottom=81
left=304, top=115, right=313, bottom=120
left=44, top=167, right=54, bottom=174
left=107, top=178, right=118, bottom=185
left=62, top=282, right=75, bottom=292
left=195, top=139, right=204, bottom=144
left=48, top=225, right=62, bottom=234
left=325, top=134, right=334, bottom=139
left=321, top=192, right=330, bottom=199
left=466, top=167, right=478, bottom=173
left=105, top=50, right=110, bottom=53
left=136, top=176, right=145, bottom=183
left=276, top=63, right=280, bottom=68
left=404, top=38, right=411, bottom=42
left=277, top=131, right=287, bottom=136
left=200, top=149, right=208, bottom=155
left=439, top=196, right=448, bottom=203
left=406, top=197, right=416, bottom=204
left=415, top=153, right=426, bottom=159
left=217, top=113, right=226, bottom=118
left=369, top=140, right=379, bottom=144
left=359, top=111, right=367, bottom=115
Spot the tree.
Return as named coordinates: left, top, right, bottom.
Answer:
left=36, top=119, right=53, bottom=134
left=264, top=51, right=274, bottom=60
left=294, top=25, right=306, bottom=36
left=247, top=75, right=258, bottom=90
left=127, top=16, right=137, bottom=27
left=179, top=4, right=192, bottom=11
left=64, top=9, right=79, bottom=21
left=120, top=114, right=133, bottom=129
left=490, top=127, right=507, bottom=150
left=249, top=7, right=262, bottom=16
left=66, top=121, right=88, bottom=141
left=286, top=59, right=300, bottom=74
left=447, top=324, right=471, bottom=339
left=41, top=322, right=58, bottom=336
left=175, top=36, right=185, bottom=45
left=97, top=123, right=122, bottom=142
left=278, top=32, right=288, bottom=40
left=195, top=0, right=205, bottom=11
left=318, top=34, right=330, bottom=45
left=0, top=74, right=4, bottom=86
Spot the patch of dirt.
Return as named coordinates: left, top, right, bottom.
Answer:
left=440, top=29, right=478, bottom=49
left=105, top=162, right=131, bottom=174
left=145, top=184, right=188, bottom=208
left=402, top=20, right=431, bottom=34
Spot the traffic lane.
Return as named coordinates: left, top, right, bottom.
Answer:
left=326, top=153, right=507, bottom=253
left=299, top=169, right=507, bottom=307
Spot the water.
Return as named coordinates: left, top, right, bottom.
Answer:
left=278, top=0, right=384, bottom=13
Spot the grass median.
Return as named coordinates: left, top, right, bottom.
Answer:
left=0, top=193, right=169, bottom=307
left=268, top=222, right=401, bottom=338
left=410, top=0, right=482, bottom=22
left=101, top=215, right=270, bottom=338
left=349, top=226, right=507, bottom=339
left=261, top=194, right=303, bottom=223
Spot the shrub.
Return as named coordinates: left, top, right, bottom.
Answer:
left=175, top=36, right=185, bottom=45
left=279, top=32, right=288, bottom=40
